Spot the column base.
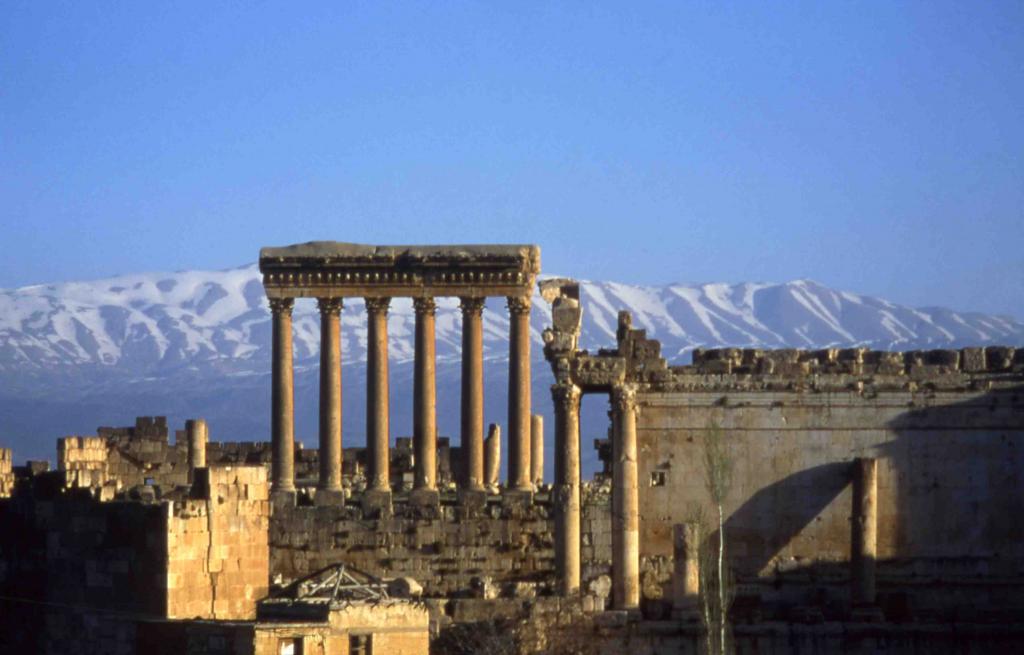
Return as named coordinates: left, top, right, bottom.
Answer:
left=458, top=488, right=488, bottom=515
left=409, top=487, right=440, bottom=508
left=361, top=488, right=393, bottom=518
left=314, top=488, right=346, bottom=506
left=501, top=488, right=534, bottom=518
left=270, top=489, right=297, bottom=511
left=850, top=605, right=885, bottom=623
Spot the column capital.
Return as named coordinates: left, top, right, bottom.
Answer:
left=365, top=297, right=392, bottom=315
left=551, top=382, right=582, bottom=410
left=611, top=383, right=638, bottom=414
left=413, top=297, right=437, bottom=316
left=269, top=297, right=295, bottom=316
left=459, top=296, right=486, bottom=316
left=316, top=297, right=343, bottom=314
left=507, top=295, right=532, bottom=315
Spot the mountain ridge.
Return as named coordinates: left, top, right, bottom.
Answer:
left=1, top=264, right=1021, bottom=464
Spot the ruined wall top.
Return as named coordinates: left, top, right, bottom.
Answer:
left=260, top=241, right=540, bottom=299
left=540, top=280, right=1024, bottom=393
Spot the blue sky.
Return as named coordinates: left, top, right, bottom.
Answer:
left=2, top=2, right=1022, bottom=317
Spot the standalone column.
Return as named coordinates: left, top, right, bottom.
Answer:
left=413, top=297, right=438, bottom=497
left=366, top=298, right=391, bottom=492
left=531, top=414, right=544, bottom=486
left=611, top=384, right=640, bottom=609
left=507, top=296, right=532, bottom=491
left=672, top=523, right=701, bottom=620
left=270, top=298, right=296, bottom=494
left=186, top=418, right=207, bottom=478
left=460, top=297, right=486, bottom=491
left=316, top=298, right=343, bottom=497
left=553, top=383, right=582, bottom=596
left=851, top=457, right=878, bottom=606
left=484, top=423, right=501, bottom=493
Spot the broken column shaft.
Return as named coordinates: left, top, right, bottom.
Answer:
left=531, top=414, right=544, bottom=486
left=186, top=418, right=207, bottom=471
left=851, top=457, right=878, bottom=606
left=672, top=522, right=700, bottom=620
left=484, top=423, right=501, bottom=493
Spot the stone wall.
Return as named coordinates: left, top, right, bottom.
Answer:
left=0, top=464, right=269, bottom=653
left=166, top=466, right=269, bottom=620
left=269, top=490, right=613, bottom=597
left=632, top=366, right=1024, bottom=619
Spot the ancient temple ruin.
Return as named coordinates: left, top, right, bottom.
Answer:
left=1, top=241, right=1023, bottom=654
left=258, top=242, right=541, bottom=508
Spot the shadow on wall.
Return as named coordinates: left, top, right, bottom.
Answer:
left=722, top=461, right=850, bottom=577
left=700, top=384, right=1024, bottom=616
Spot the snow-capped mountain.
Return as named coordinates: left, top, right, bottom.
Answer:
left=1, top=264, right=1021, bottom=463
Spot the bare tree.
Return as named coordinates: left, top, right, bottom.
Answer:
left=698, top=421, right=734, bottom=655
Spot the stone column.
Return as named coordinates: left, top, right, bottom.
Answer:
left=672, top=523, right=701, bottom=620
left=531, top=414, right=544, bottom=486
left=484, top=423, right=501, bottom=493
left=611, top=384, right=640, bottom=609
left=270, top=298, right=295, bottom=494
left=413, top=297, right=438, bottom=501
left=851, top=457, right=878, bottom=607
left=553, top=382, right=582, bottom=596
left=460, top=297, right=486, bottom=491
left=317, top=298, right=343, bottom=498
left=186, top=418, right=207, bottom=472
left=507, top=296, right=532, bottom=491
left=366, top=297, right=391, bottom=493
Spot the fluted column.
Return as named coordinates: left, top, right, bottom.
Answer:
left=611, top=384, right=640, bottom=609
left=507, top=295, right=532, bottom=491
left=553, top=382, right=582, bottom=596
left=852, top=457, right=878, bottom=606
left=366, top=297, right=391, bottom=491
left=270, top=297, right=295, bottom=493
left=460, top=297, right=486, bottom=490
left=316, top=298, right=343, bottom=493
left=413, top=297, right=437, bottom=492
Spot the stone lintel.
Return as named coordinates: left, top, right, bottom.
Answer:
left=260, top=241, right=540, bottom=298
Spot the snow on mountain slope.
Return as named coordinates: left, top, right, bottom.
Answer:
left=1, top=264, right=1021, bottom=463
left=1, top=265, right=1021, bottom=383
